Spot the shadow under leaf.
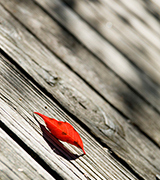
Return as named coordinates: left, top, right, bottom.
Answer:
left=33, top=114, right=84, bottom=161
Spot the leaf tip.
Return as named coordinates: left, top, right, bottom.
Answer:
left=82, top=148, right=86, bottom=155
left=34, top=112, right=44, bottom=117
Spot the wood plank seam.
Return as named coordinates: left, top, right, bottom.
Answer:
left=61, top=0, right=160, bottom=85
left=1, top=1, right=160, bottom=147
left=57, top=0, right=160, bottom=106
left=0, top=44, right=154, bottom=180
left=1, top=52, right=144, bottom=180
left=30, top=1, right=160, bottom=114
left=1, top=0, right=159, bottom=118
left=1, top=2, right=160, bottom=177
left=0, top=121, right=64, bottom=180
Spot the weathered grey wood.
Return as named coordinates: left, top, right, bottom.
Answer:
left=101, top=0, right=160, bottom=49
left=0, top=8, right=160, bottom=180
left=1, top=0, right=160, bottom=147
left=149, top=0, right=160, bottom=8
left=62, top=0, right=160, bottom=78
left=37, top=0, right=160, bottom=111
left=35, top=0, right=160, bottom=109
left=0, top=4, right=160, bottom=179
left=33, top=0, right=160, bottom=94
left=0, top=161, right=21, bottom=180
left=0, top=103, right=88, bottom=180
left=119, top=0, right=160, bottom=34
left=0, top=128, right=55, bottom=180
left=0, top=56, right=139, bottom=180
left=117, top=0, right=160, bottom=35
left=140, top=0, right=160, bottom=25
left=1, top=53, right=160, bottom=180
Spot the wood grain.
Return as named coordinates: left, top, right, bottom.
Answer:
left=1, top=4, right=160, bottom=178
left=36, top=0, right=160, bottom=111
left=0, top=128, right=55, bottom=180
left=34, top=0, right=160, bottom=90
left=1, top=0, right=160, bottom=145
left=62, top=0, right=160, bottom=77
left=118, top=0, right=160, bottom=35
left=0, top=55, right=139, bottom=180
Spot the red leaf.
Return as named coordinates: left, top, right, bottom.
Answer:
left=34, top=112, right=86, bottom=154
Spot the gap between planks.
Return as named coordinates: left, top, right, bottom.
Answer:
left=0, top=3, right=160, bottom=179
left=1, top=42, right=160, bottom=179
left=0, top=55, right=139, bottom=180
left=1, top=0, right=160, bottom=147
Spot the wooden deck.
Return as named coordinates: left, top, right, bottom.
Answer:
left=0, top=0, right=160, bottom=179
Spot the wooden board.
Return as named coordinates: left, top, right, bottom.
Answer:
left=1, top=0, right=160, bottom=146
left=0, top=128, right=55, bottom=180
left=0, top=55, right=138, bottom=180
left=33, top=0, right=160, bottom=115
left=62, top=0, right=160, bottom=75
left=117, top=0, right=160, bottom=35
left=33, top=0, right=160, bottom=88
left=0, top=3, right=160, bottom=179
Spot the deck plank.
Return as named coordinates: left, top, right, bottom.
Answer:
left=0, top=102, right=86, bottom=180
left=0, top=55, right=138, bottom=180
left=62, top=0, right=160, bottom=78
left=33, top=0, right=160, bottom=89
left=33, top=0, right=160, bottom=107
left=0, top=128, right=55, bottom=180
left=101, top=0, right=160, bottom=48
left=118, top=0, right=160, bottom=35
left=35, top=0, right=160, bottom=112
left=1, top=0, right=160, bottom=145
left=0, top=4, right=160, bottom=179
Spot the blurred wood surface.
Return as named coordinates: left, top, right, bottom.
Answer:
left=0, top=0, right=160, bottom=179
